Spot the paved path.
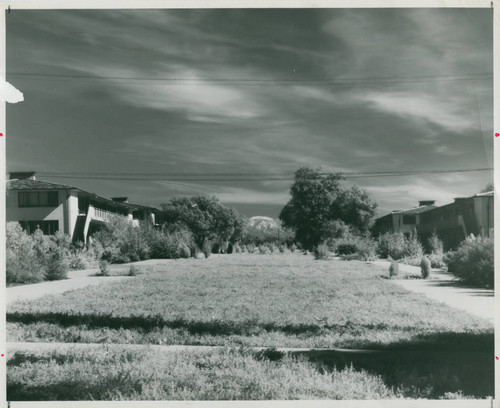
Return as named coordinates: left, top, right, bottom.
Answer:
left=370, top=260, right=494, bottom=324
left=6, top=259, right=183, bottom=305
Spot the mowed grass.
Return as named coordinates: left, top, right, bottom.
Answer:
left=8, top=254, right=492, bottom=348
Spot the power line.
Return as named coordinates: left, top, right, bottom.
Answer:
left=34, top=167, right=493, bottom=182
left=6, top=72, right=493, bottom=86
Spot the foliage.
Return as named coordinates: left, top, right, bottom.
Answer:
left=6, top=346, right=408, bottom=401
left=377, top=233, right=423, bottom=260
left=279, top=167, right=377, bottom=250
left=128, top=265, right=139, bottom=276
left=444, top=236, right=494, bottom=288
left=6, top=222, right=46, bottom=284
left=479, top=183, right=494, bottom=193
left=428, top=252, right=446, bottom=269
left=332, top=234, right=378, bottom=261
left=160, top=196, right=244, bottom=249
left=202, top=239, right=212, bottom=258
left=147, top=225, right=195, bottom=260
left=313, top=243, right=330, bottom=260
left=420, top=256, right=431, bottom=279
left=427, top=232, right=444, bottom=254
left=98, top=260, right=110, bottom=276
left=6, top=223, right=72, bottom=284
left=389, top=261, right=399, bottom=277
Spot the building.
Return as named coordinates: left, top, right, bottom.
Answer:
left=6, top=171, right=159, bottom=243
left=373, top=200, right=436, bottom=239
left=373, top=192, right=494, bottom=250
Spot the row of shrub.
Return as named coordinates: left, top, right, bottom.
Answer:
left=312, top=230, right=493, bottom=288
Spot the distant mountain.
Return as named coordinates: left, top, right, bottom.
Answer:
left=243, top=216, right=293, bottom=243
left=247, top=216, right=281, bottom=233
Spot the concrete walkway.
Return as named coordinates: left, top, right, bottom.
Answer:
left=370, top=260, right=494, bottom=324
left=6, top=259, right=183, bottom=305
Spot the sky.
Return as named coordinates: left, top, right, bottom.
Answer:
left=5, top=8, right=493, bottom=218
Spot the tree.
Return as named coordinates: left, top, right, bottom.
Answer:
left=160, top=195, right=244, bottom=249
left=480, top=183, right=494, bottom=193
left=279, top=167, right=377, bottom=249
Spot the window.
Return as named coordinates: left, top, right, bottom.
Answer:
left=403, top=215, right=416, bottom=225
left=19, top=220, right=59, bottom=235
left=19, top=191, right=58, bottom=207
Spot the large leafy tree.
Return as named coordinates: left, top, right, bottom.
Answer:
left=160, top=195, right=243, bottom=249
left=279, top=167, right=377, bottom=249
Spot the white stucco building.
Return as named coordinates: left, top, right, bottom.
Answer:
left=6, top=172, right=158, bottom=243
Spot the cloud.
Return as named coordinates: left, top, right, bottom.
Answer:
left=353, top=89, right=476, bottom=132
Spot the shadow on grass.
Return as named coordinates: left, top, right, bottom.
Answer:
left=7, top=311, right=416, bottom=337
left=276, top=331, right=494, bottom=399
left=7, top=312, right=494, bottom=398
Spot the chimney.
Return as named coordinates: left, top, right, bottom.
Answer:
left=9, top=171, right=36, bottom=180
left=418, top=200, right=435, bottom=207
left=111, top=197, right=129, bottom=203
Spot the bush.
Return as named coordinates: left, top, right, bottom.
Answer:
left=406, top=237, right=424, bottom=258
left=6, top=223, right=46, bottom=284
left=314, top=243, right=330, bottom=260
left=258, top=245, right=269, bottom=254
left=444, top=236, right=494, bottom=288
left=428, top=252, right=446, bottom=269
left=420, top=256, right=431, bottom=279
left=98, top=260, right=110, bottom=276
left=44, top=250, right=69, bottom=281
left=389, top=261, right=399, bottom=277
left=427, top=232, right=444, bottom=254
left=336, top=243, right=358, bottom=255
left=202, top=240, right=212, bottom=258
left=289, top=243, right=297, bottom=253
left=332, top=235, right=377, bottom=261
left=128, top=265, right=139, bottom=276
left=377, top=233, right=423, bottom=260
left=278, top=244, right=286, bottom=254
left=178, top=244, right=191, bottom=259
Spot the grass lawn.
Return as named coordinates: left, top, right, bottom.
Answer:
left=7, top=253, right=494, bottom=400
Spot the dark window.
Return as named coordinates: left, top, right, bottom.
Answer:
left=403, top=215, right=416, bottom=225
left=19, top=191, right=58, bottom=207
left=19, top=220, right=59, bottom=235
left=132, top=210, right=143, bottom=220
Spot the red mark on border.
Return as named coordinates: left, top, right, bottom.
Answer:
left=0, top=354, right=4, bottom=357
left=495, top=133, right=500, bottom=137
left=496, top=356, right=499, bottom=360
left=0, top=133, right=3, bottom=137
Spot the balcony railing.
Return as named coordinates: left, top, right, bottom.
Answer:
left=89, top=206, right=127, bottom=222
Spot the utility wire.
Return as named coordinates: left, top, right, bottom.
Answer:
left=34, top=167, right=493, bottom=182
left=6, top=72, right=493, bottom=86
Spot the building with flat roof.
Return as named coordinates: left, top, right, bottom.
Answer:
left=373, top=193, right=494, bottom=250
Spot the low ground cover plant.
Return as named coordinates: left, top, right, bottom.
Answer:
left=8, top=254, right=492, bottom=350
left=5, top=346, right=399, bottom=400
left=7, top=344, right=489, bottom=400
left=444, top=235, right=494, bottom=288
